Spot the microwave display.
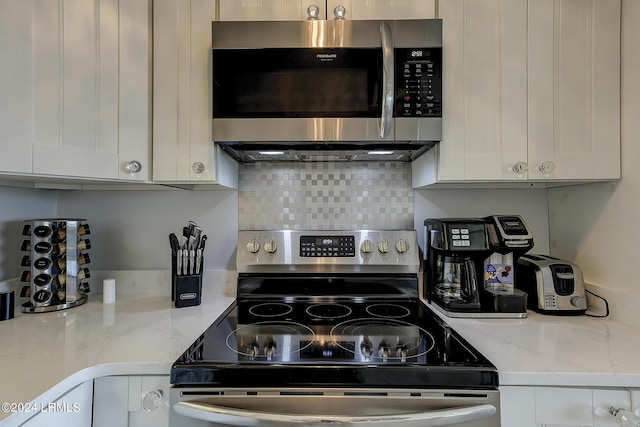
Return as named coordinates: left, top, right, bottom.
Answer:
left=213, top=48, right=382, bottom=119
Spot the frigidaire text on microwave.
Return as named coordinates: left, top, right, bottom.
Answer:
left=211, top=19, right=442, bottom=162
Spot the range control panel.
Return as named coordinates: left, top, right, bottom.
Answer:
left=237, top=230, right=420, bottom=273
left=300, top=236, right=356, bottom=258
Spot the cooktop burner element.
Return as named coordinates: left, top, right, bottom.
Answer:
left=248, top=302, right=293, bottom=318
left=365, top=303, right=411, bottom=319
left=330, top=318, right=435, bottom=362
left=226, top=321, right=315, bottom=361
left=305, top=303, right=353, bottom=319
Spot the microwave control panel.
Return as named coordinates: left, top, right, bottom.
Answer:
left=395, top=48, right=442, bottom=118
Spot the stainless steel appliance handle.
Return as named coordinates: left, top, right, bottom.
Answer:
left=380, top=22, right=394, bottom=140
left=173, top=401, right=496, bottom=426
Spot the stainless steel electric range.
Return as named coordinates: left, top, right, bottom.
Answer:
left=170, top=230, right=501, bottom=427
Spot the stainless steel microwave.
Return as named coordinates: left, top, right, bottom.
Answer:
left=211, top=19, right=442, bottom=162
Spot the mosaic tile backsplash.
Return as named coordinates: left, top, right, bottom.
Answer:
left=239, top=162, right=413, bottom=230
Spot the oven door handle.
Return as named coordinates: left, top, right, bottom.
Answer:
left=173, top=401, right=496, bottom=426
left=379, top=21, right=394, bottom=140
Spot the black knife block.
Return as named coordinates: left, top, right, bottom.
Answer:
left=171, top=253, right=202, bottom=308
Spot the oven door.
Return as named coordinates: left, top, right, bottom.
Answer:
left=170, top=388, right=500, bottom=427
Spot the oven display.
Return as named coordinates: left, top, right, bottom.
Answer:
left=300, top=236, right=355, bottom=257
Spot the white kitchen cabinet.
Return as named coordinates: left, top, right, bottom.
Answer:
left=0, top=1, right=33, bottom=175
left=219, top=0, right=325, bottom=20
left=500, top=386, right=636, bottom=427
left=153, top=0, right=238, bottom=187
left=0, top=0, right=151, bottom=183
left=19, top=381, right=93, bottom=427
left=218, top=0, right=434, bottom=21
left=93, top=376, right=170, bottom=427
left=413, top=0, right=621, bottom=187
left=326, top=0, right=435, bottom=20
left=527, top=0, right=620, bottom=181
left=415, top=0, right=528, bottom=185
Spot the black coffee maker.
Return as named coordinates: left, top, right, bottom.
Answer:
left=424, top=216, right=533, bottom=317
left=424, top=218, right=492, bottom=313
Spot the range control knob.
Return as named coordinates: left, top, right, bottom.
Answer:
left=395, top=239, right=409, bottom=253
left=360, top=239, right=373, bottom=254
left=571, top=295, right=587, bottom=310
left=377, top=240, right=389, bottom=254
left=246, top=240, right=260, bottom=254
left=263, top=239, right=277, bottom=254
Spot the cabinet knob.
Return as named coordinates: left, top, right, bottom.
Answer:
left=512, top=161, right=528, bottom=176
left=609, top=406, right=640, bottom=427
left=125, top=160, right=143, bottom=174
left=142, top=390, right=163, bottom=412
left=539, top=161, right=556, bottom=176
left=192, top=162, right=205, bottom=175
left=307, top=4, right=320, bottom=20
left=333, top=5, right=347, bottom=19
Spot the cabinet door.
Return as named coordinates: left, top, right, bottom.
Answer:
left=528, top=0, right=620, bottom=181
left=153, top=0, right=218, bottom=182
left=0, top=0, right=150, bottom=182
left=534, top=387, right=593, bottom=426
left=592, top=389, right=631, bottom=427
left=219, top=0, right=324, bottom=20
left=93, top=376, right=169, bottom=427
left=326, top=0, right=435, bottom=20
left=0, top=1, right=33, bottom=174
left=19, top=381, right=93, bottom=427
left=500, top=386, right=537, bottom=427
left=437, top=0, right=528, bottom=181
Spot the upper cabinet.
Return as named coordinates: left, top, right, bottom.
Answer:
left=0, top=0, right=151, bottom=183
left=153, top=0, right=238, bottom=187
left=527, top=0, right=620, bottom=182
left=218, top=0, right=435, bottom=21
left=413, top=0, right=621, bottom=187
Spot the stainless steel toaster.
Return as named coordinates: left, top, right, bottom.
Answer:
left=516, top=254, right=587, bottom=315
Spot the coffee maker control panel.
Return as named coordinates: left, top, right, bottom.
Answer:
left=426, top=220, right=490, bottom=252
left=446, top=223, right=490, bottom=250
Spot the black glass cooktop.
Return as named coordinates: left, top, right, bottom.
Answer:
left=171, top=297, right=498, bottom=390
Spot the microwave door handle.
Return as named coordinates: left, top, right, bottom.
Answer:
left=174, top=401, right=496, bottom=426
left=380, top=21, right=394, bottom=139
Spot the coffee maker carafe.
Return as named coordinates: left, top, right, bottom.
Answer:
left=435, top=254, right=480, bottom=310
left=424, top=219, right=492, bottom=313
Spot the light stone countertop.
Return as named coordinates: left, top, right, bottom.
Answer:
left=0, top=291, right=235, bottom=426
left=430, top=303, right=640, bottom=388
left=2, top=286, right=640, bottom=426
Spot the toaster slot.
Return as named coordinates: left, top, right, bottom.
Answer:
left=550, top=265, right=575, bottom=296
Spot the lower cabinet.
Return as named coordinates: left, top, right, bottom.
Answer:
left=93, top=376, right=170, bottom=427
left=501, top=385, right=639, bottom=427
left=18, top=381, right=93, bottom=427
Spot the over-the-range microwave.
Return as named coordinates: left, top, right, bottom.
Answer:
left=211, top=19, right=442, bottom=162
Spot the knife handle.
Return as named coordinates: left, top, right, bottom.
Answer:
left=176, top=249, right=183, bottom=276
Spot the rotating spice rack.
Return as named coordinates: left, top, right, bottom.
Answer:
left=20, top=219, right=91, bottom=313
